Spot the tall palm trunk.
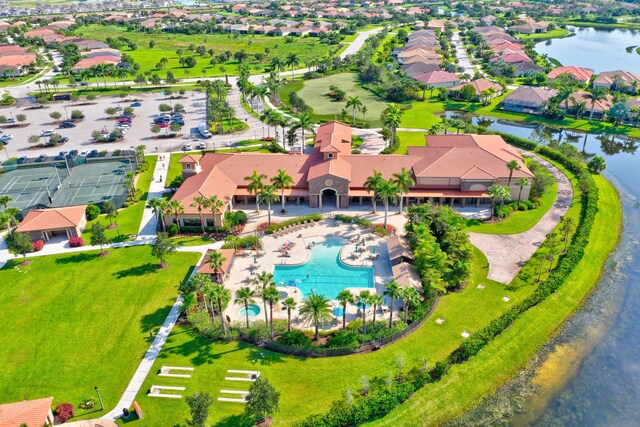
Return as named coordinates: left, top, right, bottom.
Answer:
left=218, top=299, right=227, bottom=334
left=314, top=321, right=319, bottom=341
left=244, top=302, right=250, bottom=328
left=362, top=303, right=367, bottom=334
left=199, top=211, right=205, bottom=233
left=399, top=190, right=404, bottom=213
left=384, top=200, right=389, bottom=228
left=388, top=298, right=394, bottom=328
left=287, top=309, right=291, bottom=332
left=281, top=189, right=286, bottom=211
left=269, top=302, right=274, bottom=340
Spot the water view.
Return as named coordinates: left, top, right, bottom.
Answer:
left=535, top=26, right=640, bottom=73
left=443, top=112, right=640, bottom=425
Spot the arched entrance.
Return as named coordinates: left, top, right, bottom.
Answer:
left=321, top=188, right=337, bottom=208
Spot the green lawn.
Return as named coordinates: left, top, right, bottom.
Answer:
left=0, top=246, right=200, bottom=416
left=518, top=28, right=572, bottom=41
left=401, top=94, right=640, bottom=139
left=123, top=242, right=546, bottom=426
left=82, top=155, right=157, bottom=242
left=281, top=72, right=389, bottom=126
left=369, top=174, right=621, bottom=426
left=74, top=25, right=339, bottom=80
left=170, top=236, right=214, bottom=246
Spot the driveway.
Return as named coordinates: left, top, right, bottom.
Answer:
left=469, top=152, right=574, bottom=284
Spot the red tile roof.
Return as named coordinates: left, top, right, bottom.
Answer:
left=547, top=66, right=594, bottom=82
left=0, top=397, right=53, bottom=427
left=197, top=249, right=235, bottom=275
left=17, top=205, right=87, bottom=233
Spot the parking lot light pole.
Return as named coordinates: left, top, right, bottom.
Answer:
left=95, top=386, right=104, bottom=411
left=64, top=106, right=69, bottom=121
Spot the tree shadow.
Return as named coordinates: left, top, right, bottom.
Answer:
left=245, top=347, right=289, bottom=366
left=140, top=304, right=174, bottom=335
left=216, top=413, right=254, bottom=427
left=113, top=263, right=158, bottom=278
left=55, top=252, right=96, bottom=264
left=158, top=327, right=248, bottom=367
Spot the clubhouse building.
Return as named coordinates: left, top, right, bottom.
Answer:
left=168, top=122, right=533, bottom=228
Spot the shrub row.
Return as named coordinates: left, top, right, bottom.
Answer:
left=264, top=214, right=322, bottom=234
left=295, top=137, right=600, bottom=426
left=334, top=214, right=371, bottom=227
left=221, top=235, right=260, bottom=250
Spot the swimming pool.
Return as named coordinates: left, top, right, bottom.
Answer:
left=274, top=237, right=374, bottom=298
left=239, top=304, right=261, bottom=318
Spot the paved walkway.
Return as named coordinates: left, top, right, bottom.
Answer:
left=469, top=152, right=574, bottom=284
left=451, top=32, right=475, bottom=76
left=137, top=153, right=170, bottom=238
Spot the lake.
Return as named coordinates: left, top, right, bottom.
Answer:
left=443, top=112, right=640, bottom=425
left=535, top=26, right=640, bottom=74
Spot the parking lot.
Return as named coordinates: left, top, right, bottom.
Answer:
left=0, top=90, right=210, bottom=159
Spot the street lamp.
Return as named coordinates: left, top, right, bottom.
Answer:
left=95, top=386, right=104, bottom=411
left=64, top=106, right=69, bottom=121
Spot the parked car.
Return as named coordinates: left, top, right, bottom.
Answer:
left=51, top=136, right=69, bottom=144
left=88, top=149, right=99, bottom=158
left=36, top=154, right=47, bottom=162
left=117, top=118, right=132, bottom=124
left=182, top=144, right=193, bottom=151
left=171, top=119, right=185, bottom=126
left=41, top=129, right=56, bottom=137
left=6, top=117, right=15, bottom=123
left=171, top=114, right=184, bottom=120
left=80, top=82, right=89, bottom=86
left=196, top=142, right=206, bottom=149
left=67, top=150, right=78, bottom=158
left=131, top=102, right=142, bottom=107
left=54, top=151, right=67, bottom=160
left=0, top=135, right=11, bottom=144
left=114, top=106, right=123, bottom=111
left=158, top=122, right=169, bottom=128
left=0, top=128, right=4, bottom=133
left=59, top=121, right=76, bottom=128
left=17, top=156, right=27, bottom=164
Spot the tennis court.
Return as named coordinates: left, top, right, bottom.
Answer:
left=0, top=159, right=132, bottom=211
left=51, top=160, right=132, bottom=208
left=0, top=164, right=68, bottom=210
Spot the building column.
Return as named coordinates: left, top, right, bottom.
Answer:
left=318, top=194, right=322, bottom=208
left=359, top=196, right=363, bottom=206
left=477, top=198, right=480, bottom=207
left=461, top=198, right=466, bottom=207
left=244, top=196, right=248, bottom=204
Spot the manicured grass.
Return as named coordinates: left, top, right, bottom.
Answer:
left=0, top=246, right=200, bottom=416
left=124, top=242, right=544, bottom=426
left=166, top=152, right=184, bottom=188
left=82, top=155, right=157, bottom=242
left=370, top=174, right=621, bottom=426
left=518, top=28, right=572, bottom=41
left=0, top=75, right=32, bottom=87
left=74, top=24, right=339, bottom=79
left=395, top=131, right=427, bottom=154
left=281, top=72, right=389, bottom=126
left=170, top=236, right=214, bottom=246
left=401, top=94, right=640, bottom=139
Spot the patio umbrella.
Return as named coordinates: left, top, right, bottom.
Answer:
left=287, top=278, right=302, bottom=287
left=372, top=246, right=376, bottom=254
left=355, top=245, right=358, bottom=252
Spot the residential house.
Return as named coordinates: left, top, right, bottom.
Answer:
left=411, top=70, right=461, bottom=88
left=16, top=205, right=87, bottom=242
left=449, top=78, right=504, bottom=101
left=560, top=90, right=614, bottom=120
left=0, top=397, right=55, bottom=427
left=592, top=70, right=640, bottom=93
left=501, top=86, right=558, bottom=114
left=547, top=66, right=594, bottom=85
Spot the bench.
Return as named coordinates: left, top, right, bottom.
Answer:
left=148, top=385, right=185, bottom=399
left=159, top=365, right=194, bottom=378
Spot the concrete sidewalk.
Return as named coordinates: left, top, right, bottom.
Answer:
left=138, top=153, right=170, bottom=237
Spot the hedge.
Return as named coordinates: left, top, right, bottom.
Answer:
left=294, top=134, right=600, bottom=427
left=334, top=214, right=371, bottom=227
left=264, top=214, right=322, bottom=234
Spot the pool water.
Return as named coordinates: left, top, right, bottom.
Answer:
left=274, top=237, right=375, bottom=298
left=239, top=304, right=261, bottom=318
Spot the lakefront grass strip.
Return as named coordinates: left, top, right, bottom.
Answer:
left=0, top=246, right=200, bottom=419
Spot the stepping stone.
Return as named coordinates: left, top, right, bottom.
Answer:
left=461, top=331, right=470, bottom=338
left=477, top=284, right=485, bottom=290
left=502, top=296, right=511, bottom=302
left=435, top=318, right=445, bottom=324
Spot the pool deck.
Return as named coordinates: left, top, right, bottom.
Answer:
left=224, top=219, right=397, bottom=330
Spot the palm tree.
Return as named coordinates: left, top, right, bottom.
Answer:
left=260, top=107, right=278, bottom=138
left=245, top=170, right=266, bottom=212
left=357, top=291, right=372, bottom=335
left=270, top=56, right=285, bottom=81
left=271, top=169, right=294, bottom=212
left=285, top=52, right=299, bottom=81
left=400, top=288, right=420, bottom=324
left=147, top=198, right=167, bottom=232
left=281, top=297, right=297, bottom=332
left=336, top=290, right=354, bottom=330
left=0, top=195, right=11, bottom=209
left=487, top=184, right=511, bottom=215
left=516, top=177, right=529, bottom=205
left=207, top=251, right=225, bottom=283
left=299, top=293, right=332, bottom=341
left=252, top=271, right=275, bottom=324
left=378, top=178, right=399, bottom=228
left=381, top=104, right=403, bottom=147
left=277, top=115, right=291, bottom=149
left=364, top=170, right=384, bottom=213
left=234, top=287, right=256, bottom=328
left=345, top=96, right=362, bottom=126
left=370, top=294, right=383, bottom=324
left=361, top=105, right=368, bottom=123
left=210, top=283, right=231, bottom=335
left=506, top=160, right=521, bottom=186
left=392, top=167, right=415, bottom=214
left=585, top=88, right=609, bottom=122
left=383, top=281, right=401, bottom=328
left=258, top=185, right=279, bottom=225
left=165, top=200, right=184, bottom=231
left=190, top=195, right=208, bottom=233
left=203, top=195, right=224, bottom=233
left=263, top=285, right=281, bottom=340
left=293, top=111, right=313, bottom=151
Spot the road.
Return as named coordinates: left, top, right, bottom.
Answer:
left=451, top=32, right=475, bottom=76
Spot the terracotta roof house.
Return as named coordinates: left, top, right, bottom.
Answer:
left=560, top=90, right=614, bottom=120
left=72, top=56, right=120, bottom=71
left=501, top=86, right=558, bottom=114
left=197, top=249, right=236, bottom=281
left=402, top=61, right=440, bottom=76
left=449, top=78, right=504, bottom=100
left=411, top=70, right=461, bottom=88
left=547, top=66, right=594, bottom=85
left=16, top=205, right=87, bottom=242
left=512, top=21, right=549, bottom=34
left=514, top=61, right=544, bottom=77
left=167, top=123, right=533, bottom=228
left=400, top=54, right=442, bottom=66
left=489, top=52, right=532, bottom=65
left=0, top=397, right=54, bottom=427
left=592, top=70, right=640, bottom=92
